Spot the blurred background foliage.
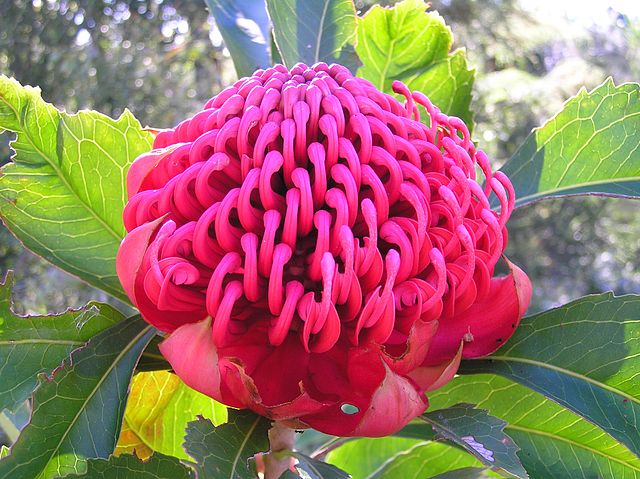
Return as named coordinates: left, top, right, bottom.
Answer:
left=0, top=0, right=638, bottom=315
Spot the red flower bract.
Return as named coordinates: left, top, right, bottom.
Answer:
left=117, top=63, right=531, bottom=437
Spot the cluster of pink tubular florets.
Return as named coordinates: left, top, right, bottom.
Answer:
left=118, top=62, right=530, bottom=437
left=122, top=63, right=514, bottom=352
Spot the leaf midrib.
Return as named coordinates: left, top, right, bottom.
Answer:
left=0, top=338, right=84, bottom=346
left=313, top=0, right=331, bottom=63
left=0, top=91, right=123, bottom=243
left=514, top=176, right=640, bottom=207
left=488, top=355, right=640, bottom=406
left=229, top=416, right=261, bottom=479
left=29, top=323, right=153, bottom=478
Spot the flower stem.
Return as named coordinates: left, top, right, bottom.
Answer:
left=263, top=421, right=296, bottom=479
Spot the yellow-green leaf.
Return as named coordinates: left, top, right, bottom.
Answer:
left=0, top=75, right=153, bottom=301
left=116, top=371, right=227, bottom=461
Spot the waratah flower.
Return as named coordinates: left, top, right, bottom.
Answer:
left=117, top=63, right=531, bottom=437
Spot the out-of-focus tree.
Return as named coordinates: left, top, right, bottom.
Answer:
left=0, top=0, right=236, bottom=313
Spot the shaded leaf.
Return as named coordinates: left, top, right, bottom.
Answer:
left=355, top=0, right=474, bottom=124
left=184, top=410, right=270, bottom=479
left=326, top=438, right=500, bottom=479
left=0, top=75, right=153, bottom=301
left=0, top=271, right=122, bottom=413
left=288, top=452, right=351, bottom=479
left=135, top=336, right=171, bottom=372
left=430, top=468, right=497, bottom=479
left=429, top=374, right=640, bottom=478
left=0, top=316, right=155, bottom=478
left=267, top=0, right=357, bottom=70
left=421, top=404, right=527, bottom=478
left=461, top=293, right=640, bottom=457
left=63, top=453, right=194, bottom=479
left=115, top=371, right=227, bottom=460
left=500, top=78, right=640, bottom=208
left=205, top=0, right=272, bottom=77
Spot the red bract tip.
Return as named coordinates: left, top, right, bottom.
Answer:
left=117, top=63, right=531, bottom=437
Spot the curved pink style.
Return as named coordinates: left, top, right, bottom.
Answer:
left=117, top=63, right=531, bottom=437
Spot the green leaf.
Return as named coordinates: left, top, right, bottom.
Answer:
left=402, top=50, right=474, bottom=125
left=326, top=438, right=500, bottom=479
left=135, top=335, right=171, bottom=372
left=421, top=404, right=527, bottom=478
left=267, top=0, right=357, bottom=69
left=430, top=468, right=497, bottom=479
left=205, top=0, right=272, bottom=77
left=287, top=452, right=351, bottom=479
left=429, top=374, right=640, bottom=478
left=63, top=453, right=194, bottom=479
left=115, top=371, right=227, bottom=460
left=0, top=271, right=123, bottom=413
left=184, top=410, right=270, bottom=479
left=461, top=293, right=640, bottom=457
left=0, top=316, right=155, bottom=479
left=355, top=0, right=474, bottom=124
left=0, top=446, right=7, bottom=459
left=500, top=78, right=640, bottom=208
left=0, top=75, right=153, bottom=301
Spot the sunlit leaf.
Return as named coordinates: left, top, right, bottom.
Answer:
left=355, top=0, right=474, bottom=124
left=0, top=75, right=153, bottom=301
left=326, top=438, right=500, bottom=479
left=0, top=317, right=155, bottom=478
left=429, top=375, right=640, bottom=478
left=115, top=370, right=227, bottom=460
left=462, top=293, right=640, bottom=457
left=500, top=78, right=640, bottom=208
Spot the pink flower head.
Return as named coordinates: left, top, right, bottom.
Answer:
left=117, top=63, right=531, bottom=437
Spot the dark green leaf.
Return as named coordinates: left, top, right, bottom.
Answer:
left=0, top=316, right=155, bottom=478
left=205, top=0, right=272, bottom=77
left=461, top=293, right=640, bottom=457
left=429, top=374, right=640, bottom=478
left=184, top=410, right=270, bottom=479
left=326, top=438, right=501, bottom=479
left=355, top=0, right=474, bottom=124
left=0, top=75, right=153, bottom=301
left=288, top=452, right=350, bottom=479
left=267, top=0, right=357, bottom=69
left=136, top=335, right=171, bottom=372
left=421, top=404, right=527, bottom=478
left=500, top=78, right=640, bottom=208
left=395, top=421, right=437, bottom=442
left=63, top=453, right=194, bottom=479
left=0, top=271, right=123, bottom=413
